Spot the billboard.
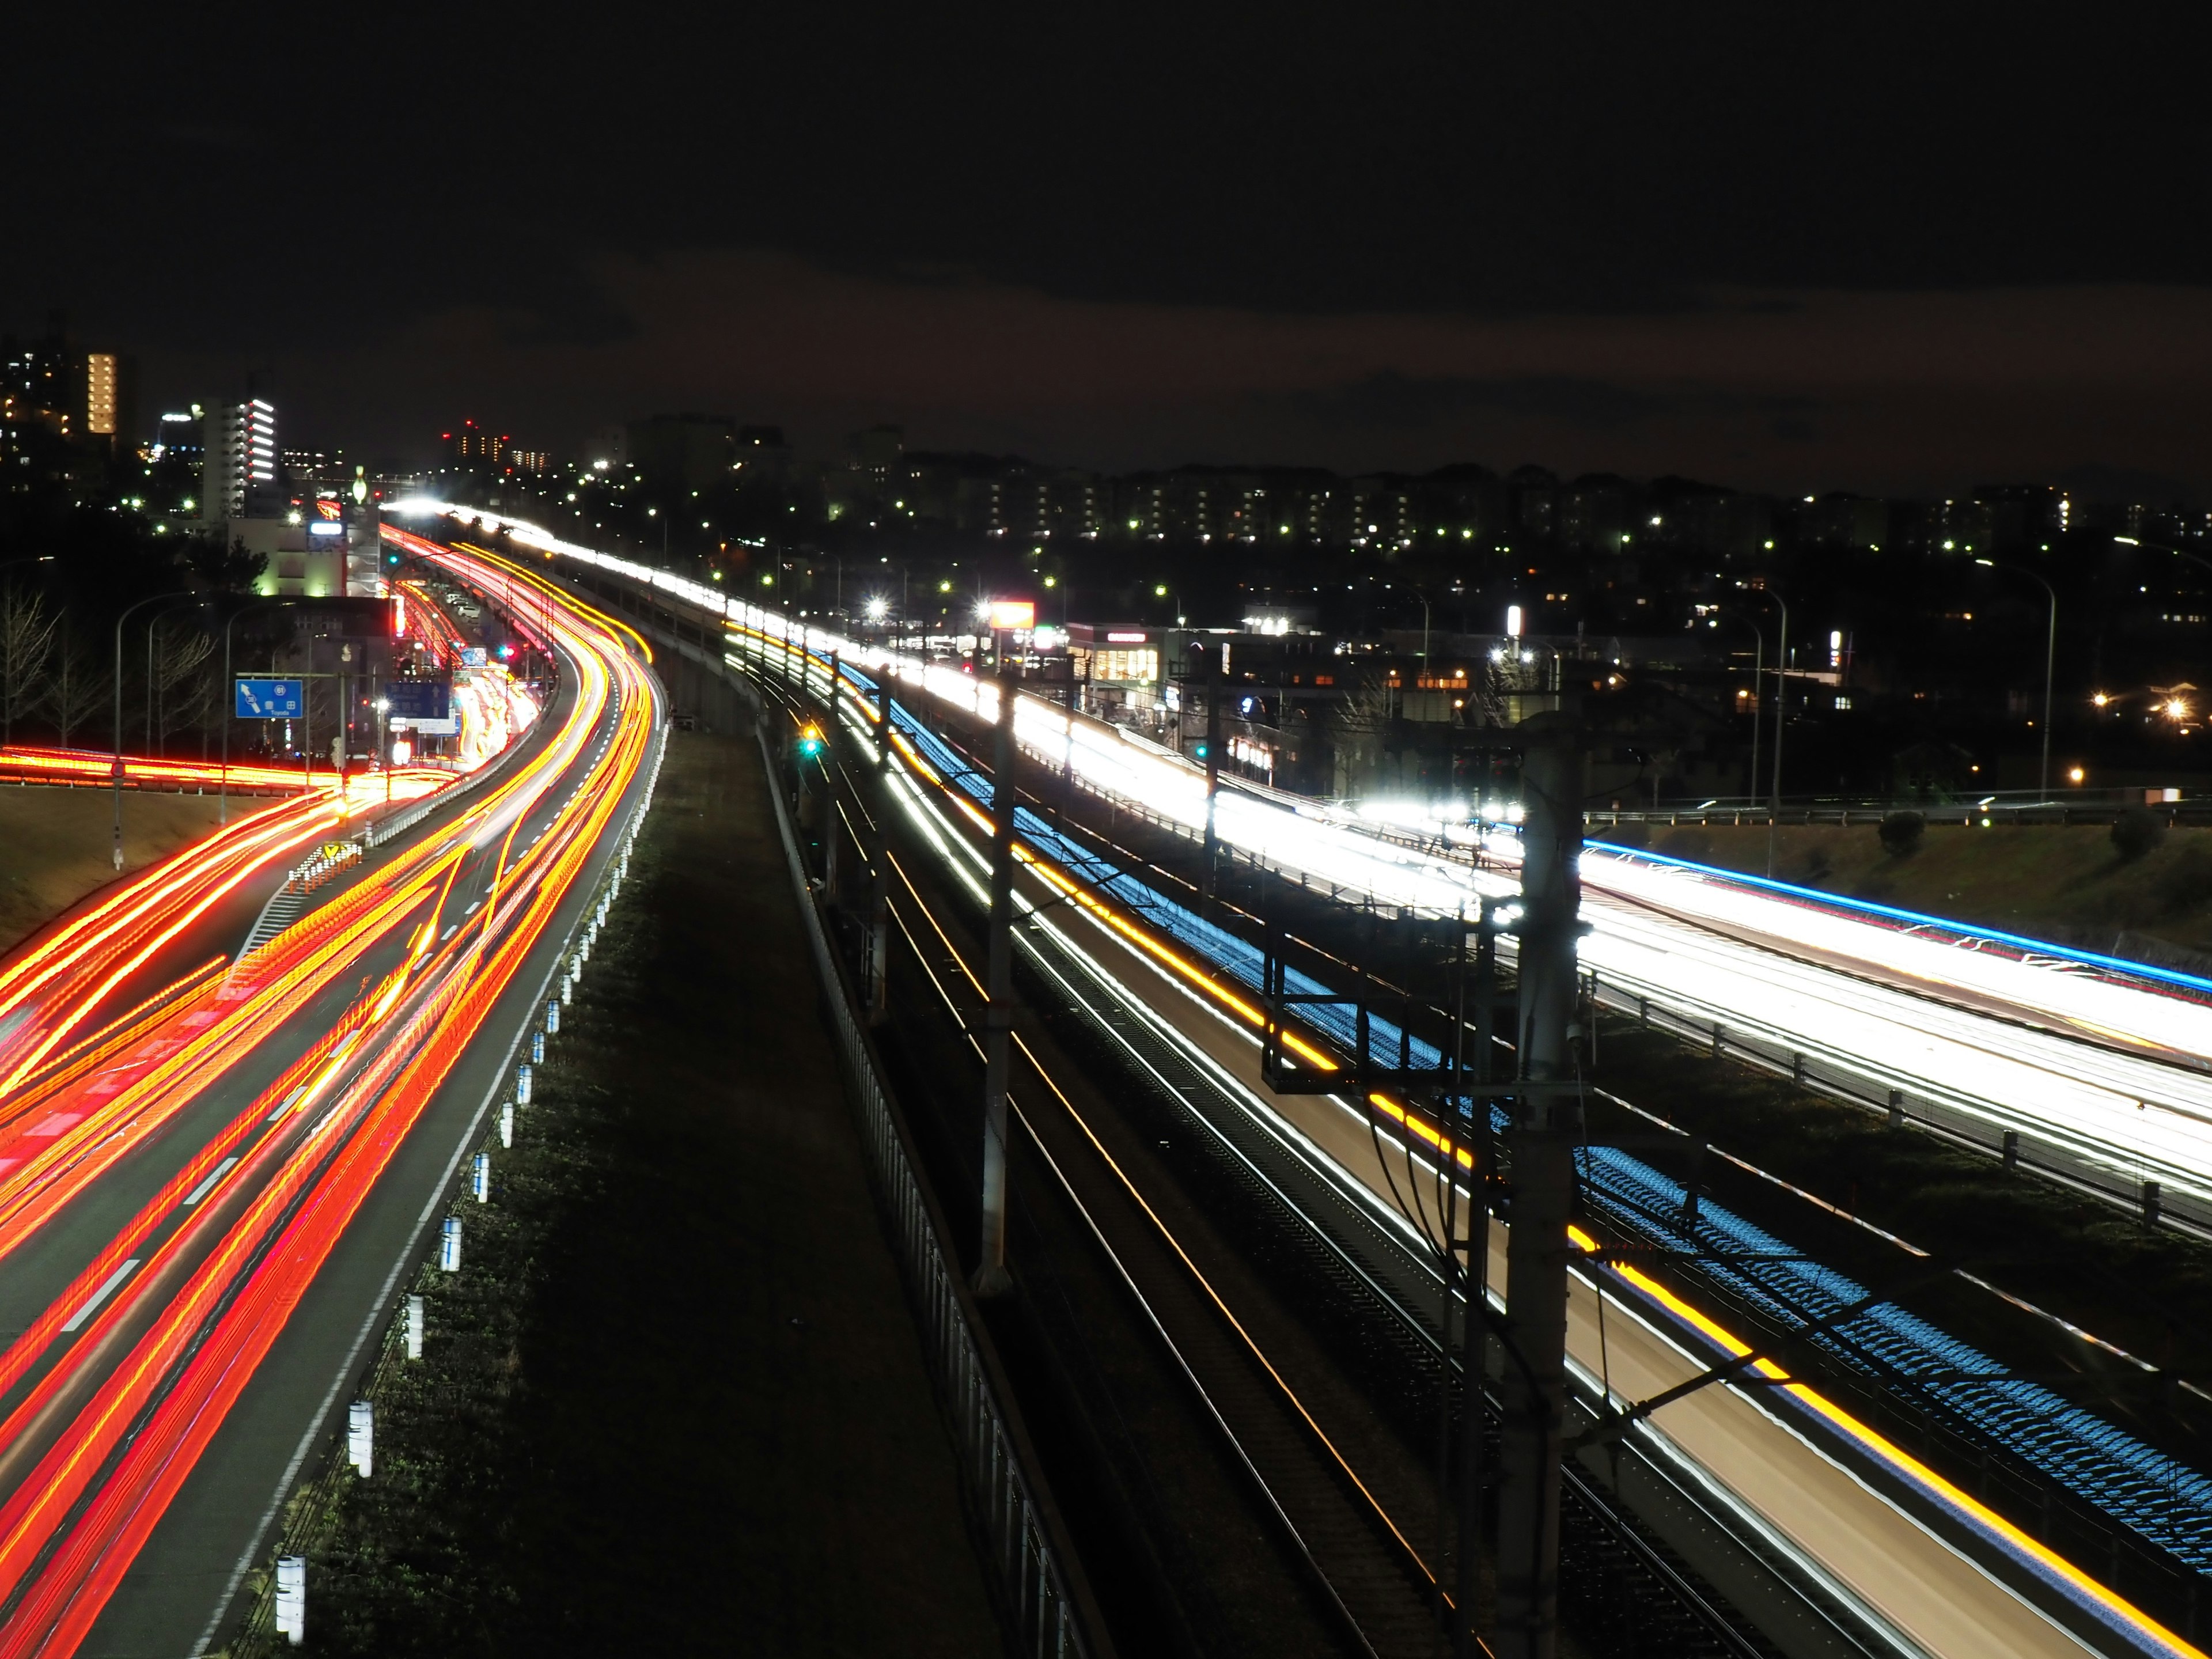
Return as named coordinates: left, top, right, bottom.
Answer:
left=234, top=677, right=304, bottom=718
left=987, top=600, right=1036, bottom=630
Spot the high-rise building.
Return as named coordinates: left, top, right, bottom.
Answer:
left=628, top=412, right=736, bottom=493
left=82, top=353, right=118, bottom=440
left=204, top=397, right=277, bottom=520
left=445, top=420, right=506, bottom=468
left=1, top=323, right=135, bottom=464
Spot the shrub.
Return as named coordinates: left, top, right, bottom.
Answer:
left=2112, top=807, right=2168, bottom=862
left=1878, top=811, right=1925, bottom=856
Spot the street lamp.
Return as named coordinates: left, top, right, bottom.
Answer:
left=1974, top=558, right=2056, bottom=802
left=1740, top=585, right=1789, bottom=876
left=1707, top=612, right=1765, bottom=806
left=219, top=601, right=297, bottom=824
left=113, top=591, right=197, bottom=869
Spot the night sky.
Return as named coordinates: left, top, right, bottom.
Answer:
left=13, top=2, right=2210, bottom=495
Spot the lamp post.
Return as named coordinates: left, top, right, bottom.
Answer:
left=220, top=601, right=296, bottom=825
left=113, top=591, right=196, bottom=869
left=143, top=599, right=202, bottom=756
left=1974, top=559, right=2056, bottom=803
left=1712, top=613, right=1764, bottom=806
left=1741, top=586, right=1788, bottom=876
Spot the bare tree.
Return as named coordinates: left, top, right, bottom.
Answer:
left=153, top=627, right=215, bottom=751
left=43, top=623, right=109, bottom=749
left=0, top=586, right=57, bottom=747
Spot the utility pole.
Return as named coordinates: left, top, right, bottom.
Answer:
left=1456, top=893, right=1510, bottom=1656
left=823, top=650, right=842, bottom=902
left=975, top=654, right=1018, bottom=1298
left=1198, top=640, right=1224, bottom=904
left=869, top=680, right=892, bottom=1025
left=1493, top=714, right=1586, bottom=1659
left=1764, top=596, right=1789, bottom=876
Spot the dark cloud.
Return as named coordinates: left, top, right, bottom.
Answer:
left=6, top=2, right=2208, bottom=491
left=1289, top=373, right=1666, bottom=433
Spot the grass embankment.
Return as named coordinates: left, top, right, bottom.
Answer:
left=220, top=732, right=996, bottom=1657
left=1624, top=820, right=2212, bottom=958
left=0, top=785, right=227, bottom=953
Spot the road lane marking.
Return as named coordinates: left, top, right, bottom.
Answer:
left=182, top=1157, right=241, bottom=1207
left=29, top=1112, right=82, bottom=1137
left=267, top=1085, right=308, bottom=1123
left=62, top=1257, right=142, bottom=1332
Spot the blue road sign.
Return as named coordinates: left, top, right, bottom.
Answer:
left=234, top=677, right=304, bottom=718
left=381, top=679, right=452, bottom=720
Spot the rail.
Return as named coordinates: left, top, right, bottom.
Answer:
left=750, top=700, right=1105, bottom=1659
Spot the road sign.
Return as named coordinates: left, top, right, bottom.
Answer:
left=460, top=646, right=487, bottom=667
left=234, top=677, right=303, bottom=718
left=382, top=679, right=451, bottom=720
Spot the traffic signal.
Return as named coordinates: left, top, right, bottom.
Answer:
left=797, top=724, right=824, bottom=758
left=1192, top=742, right=1209, bottom=760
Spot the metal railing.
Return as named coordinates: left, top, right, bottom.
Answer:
left=751, top=713, right=1105, bottom=1659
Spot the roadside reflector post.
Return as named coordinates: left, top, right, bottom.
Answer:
left=472, top=1152, right=491, bottom=1203
left=530, top=1030, right=545, bottom=1065
left=275, top=1555, right=306, bottom=1644
left=439, top=1216, right=463, bottom=1272
left=516, top=1063, right=533, bottom=1105
left=546, top=999, right=560, bottom=1035
left=500, top=1101, right=515, bottom=1147
left=347, top=1400, right=373, bottom=1478
left=405, top=1294, right=425, bottom=1359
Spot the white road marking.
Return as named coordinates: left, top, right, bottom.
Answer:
left=182, top=1157, right=241, bottom=1207
left=62, top=1257, right=142, bottom=1332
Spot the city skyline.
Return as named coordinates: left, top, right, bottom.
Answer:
left=10, top=4, right=2212, bottom=497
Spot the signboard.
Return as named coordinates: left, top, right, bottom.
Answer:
left=460, top=646, right=488, bottom=667
left=987, top=600, right=1036, bottom=631
left=392, top=715, right=460, bottom=736
left=234, top=677, right=304, bottom=718
left=382, top=679, right=452, bottom=720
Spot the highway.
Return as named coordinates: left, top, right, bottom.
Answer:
left=456, top=488, right=2212, bottom=1230
left=398, top=500, right=2212, bottom=1659
left=0, top=531, right=663, bottom=1654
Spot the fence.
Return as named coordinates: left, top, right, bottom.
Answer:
left=751, top=709, right=1105, bottom=1659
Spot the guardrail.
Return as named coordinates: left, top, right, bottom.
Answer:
left=741, top=664, right=1104, bottom=1659
left=1593, top=802, right=2212, bottom=830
